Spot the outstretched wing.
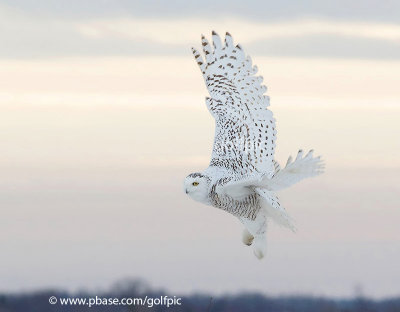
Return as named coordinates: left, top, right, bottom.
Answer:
left=268, top=150, right=325, bottom=191
left=192, top=32, right=276, bottom=179
left=223, top=149, right=324, bottom=195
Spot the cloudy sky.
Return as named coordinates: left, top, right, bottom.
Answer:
left=0, top=0, right=399, bottom=299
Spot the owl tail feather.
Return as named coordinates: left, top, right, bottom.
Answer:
left=255, top=188, right=296, bottom=232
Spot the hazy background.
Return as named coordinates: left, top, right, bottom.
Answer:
left=0, top=0, right=399, bottom=299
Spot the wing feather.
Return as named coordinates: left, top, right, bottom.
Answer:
left=192, top=31, right=276, bottom=178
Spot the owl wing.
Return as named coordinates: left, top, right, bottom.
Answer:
left=223, top=149, right=324, bottom=195
left=192, top=32, right=277, bottom=179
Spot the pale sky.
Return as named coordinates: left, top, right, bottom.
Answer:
left=0, top=1, right=399, bottom=299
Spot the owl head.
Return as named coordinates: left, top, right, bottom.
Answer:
left=184, top=173, right=210, bottom=204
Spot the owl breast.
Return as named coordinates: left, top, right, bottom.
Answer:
left=210, top=192, right=261, bottom=220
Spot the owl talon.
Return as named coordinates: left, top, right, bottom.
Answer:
left=242, top=229, right=254, bottom=246
left=253, top=235, right=267, bottom=259
left=253, top=248, right=265, bottom=259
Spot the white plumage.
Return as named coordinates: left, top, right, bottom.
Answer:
left=184, top=32, right=324, bottom=259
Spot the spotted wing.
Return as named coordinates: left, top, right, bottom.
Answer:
left=192, top=32, right=277, bottom=178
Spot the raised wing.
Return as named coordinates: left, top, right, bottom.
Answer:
left=192, top=32, right=276, bottom=178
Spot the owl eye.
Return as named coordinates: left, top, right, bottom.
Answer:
left=192, top=182, right=199, bottom=186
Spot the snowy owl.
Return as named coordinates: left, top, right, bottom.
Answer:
left=183, top=32, right=324, bottom=259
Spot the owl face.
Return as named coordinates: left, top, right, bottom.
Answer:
left=184, top=173, right=209, bottom=204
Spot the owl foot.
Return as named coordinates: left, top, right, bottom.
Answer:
left=253, top=235, right=267, bottom=259
left=242, top=228, right=254, bottom=246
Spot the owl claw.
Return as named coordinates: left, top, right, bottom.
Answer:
left=253, top=235, right=267, bottom=259
left=254, top=248, right=264, bottom=259
left=242, top=229, right=254, bottom=246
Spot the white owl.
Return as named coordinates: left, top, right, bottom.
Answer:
left=184, top=32, right=324, bottom=259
